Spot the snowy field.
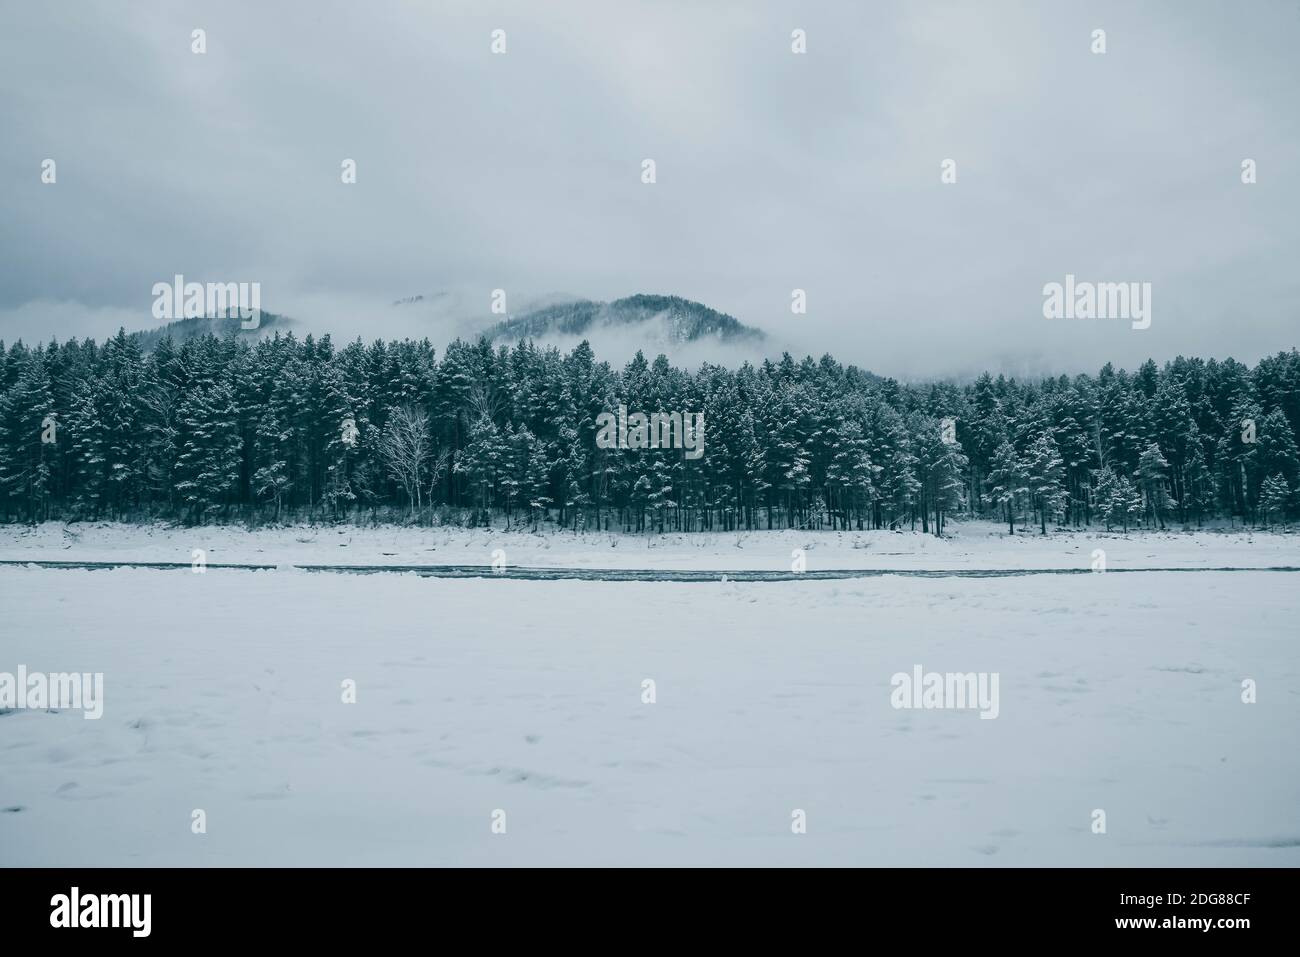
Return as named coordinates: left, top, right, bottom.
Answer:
left=2, top=563, right=1297, bottom=866
left=1, top=520, right=1297, bottom=570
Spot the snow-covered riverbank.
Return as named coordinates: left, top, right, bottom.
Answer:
left=1, top=520, right=1296, bottom=571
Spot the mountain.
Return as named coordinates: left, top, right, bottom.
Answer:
left=484, top=294, right=765, bottom=346
left=129, top=311, right=296, bottom=351
left=124, top=293, right=766, bottom=355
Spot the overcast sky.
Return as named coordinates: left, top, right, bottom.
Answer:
left=2, top=0, right=1297, bottom=380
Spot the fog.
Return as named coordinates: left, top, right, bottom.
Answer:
left=2, top=0, right=1297, bottom=380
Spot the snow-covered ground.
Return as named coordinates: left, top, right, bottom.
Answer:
left=1, top=519, right=1297, bottom=570
left=2, top=564, right=1296, bottom=866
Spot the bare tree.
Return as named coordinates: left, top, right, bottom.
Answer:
left=378, top=405, right=432, bottom=517
left=465, top=381, right=505, bottom=427
left=425, top=447, right=450, bottom=521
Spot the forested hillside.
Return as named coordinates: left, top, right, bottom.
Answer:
left=1, top=328, right=1297, bottom=533
left=485, top=294, right=766, bottom=345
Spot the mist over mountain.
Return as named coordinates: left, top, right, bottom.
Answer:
left=117, top=291, right=777, bottom=370
left=486, top=294, right=765, bottom=346
left=129, top=311, right=297, bottom=350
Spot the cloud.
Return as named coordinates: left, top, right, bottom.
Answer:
left=1, top=0, right=1297, bottom=379
left=0, top=301, right=153, bottom=346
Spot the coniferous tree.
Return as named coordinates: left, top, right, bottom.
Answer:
left=986, top=440, right=1028, bottom=534
left=1092, top=467, right=1121, bottom=532
left=1, top=330, right=1297, bottom=534
left=1259, top=474, right=1290, bottom=527
left=0, top=350, right=57, bottom=521
left=1025, top=433, right=1068, bottom=534
left=1137, top=443, right=1175, bottom=530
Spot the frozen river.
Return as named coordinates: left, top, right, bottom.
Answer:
left=2, top=564, right=1296, bottom=866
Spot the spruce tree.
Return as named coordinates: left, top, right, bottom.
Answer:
left=986, top=440, right=1028, bottom=534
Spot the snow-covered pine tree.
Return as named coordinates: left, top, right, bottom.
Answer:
left=985, top=440, right=1028, bottom=534
left=1259, top=473, right=1291, bottom=527
left=1025, top=433, right=1068, bottom=534
left=1137, top=443, right=1175, bottom=530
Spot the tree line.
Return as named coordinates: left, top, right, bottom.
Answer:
left=1, top=328, right=1297, bottom=534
